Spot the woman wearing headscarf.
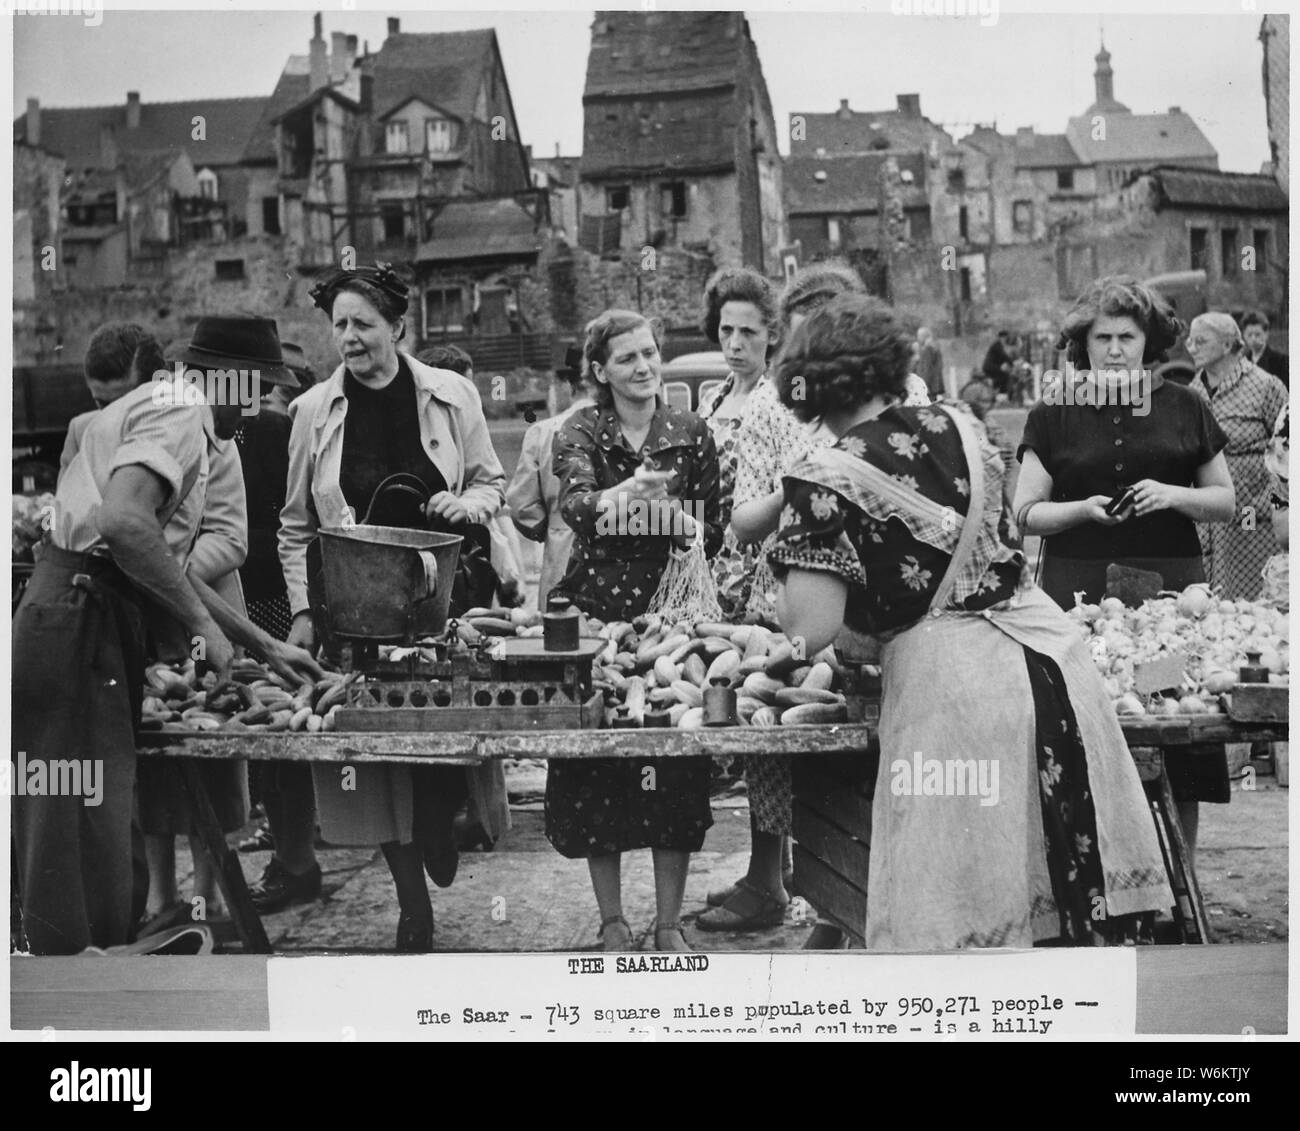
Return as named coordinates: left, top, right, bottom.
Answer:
left=279, top=263, right=509, bottom=951
left=1187, top=311, right=1289, bottom=601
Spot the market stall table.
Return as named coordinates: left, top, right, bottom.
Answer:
left=136, top=710, right=1287, bottom=954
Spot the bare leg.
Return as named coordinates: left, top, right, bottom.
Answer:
left=380, top=841, right=432, bottom=919
left=587, top=854, right=632, bottom=949
left=652, top=848, right=691, bottom=951
left=144, top=834, right=178, bottom=918
left=745, top=827, right=786, bottom=900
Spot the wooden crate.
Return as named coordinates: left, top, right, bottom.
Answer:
left=790, top=742, right=879, bottom=947
left=336, top=689, right=605, bottom=732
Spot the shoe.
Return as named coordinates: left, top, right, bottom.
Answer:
left=419, top=816, right=460, bottom=889
left=396, top=911, right=434, bottom=953
left=597, top=915, right=634, bottom=952
left=653, top=920, right=691, bottom=952
left=706, top=871, right=793, bottom=908
left=248, top=858, right=322, bottom=913
left=697, top=878, right=788, bottom=932
left=102, top=925, right=215, bottom=957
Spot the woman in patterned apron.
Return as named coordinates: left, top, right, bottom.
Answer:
left=769, top=293, right=1172, bottom=949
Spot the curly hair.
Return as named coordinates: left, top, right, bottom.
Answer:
left=701, top=266, right=780, bottom=357
left=779, top=260, right=865, bottom=328
left=774, top=294, right=913, bottom=423
left=84, top=322, right=166, bottom=387
left=581, top=309, right=661, bottom=408
left=1057, top=275, right=1183, bottom=366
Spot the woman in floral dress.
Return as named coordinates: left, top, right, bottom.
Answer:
left=1188, top=312, right=1289, bottom=600
left=769, top=294, right=1171, bottom=949
left=548, top=310, right=723, bottom=952
left=698, top=261, right=867, bottom=932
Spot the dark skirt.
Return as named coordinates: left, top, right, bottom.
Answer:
left=544, top=756, right=713, bottom=858
left=1039, top=553, right=1229, bottom=806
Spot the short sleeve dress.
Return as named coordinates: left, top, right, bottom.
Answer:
left=1192, top=359, right=1289, bottom=600
left=769, top=404, right=1171, bottom=949
left=1018, top=376, right=1227, bottom=607
left=545, top=401, right=723, bottom=858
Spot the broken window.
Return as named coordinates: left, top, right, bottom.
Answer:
left=262, top=196, right=281, bottom=236
left=606, top=185, right=630, bottom=212
left=1252, top=228, right=1270, bottom=274
left=1220, top=228, right=1239, bottom=278
left=214, top=259, right=246, bottom=281
left=1189, top=227, right=1209, bottom=273
left=380, top=201, right=406, bottom=242
left=1057, top=169, right=1074, bottom=191
left=660, top=181, right=687, bottom=219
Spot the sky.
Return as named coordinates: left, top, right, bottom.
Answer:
left=4, top=3, right=1278, bottom=173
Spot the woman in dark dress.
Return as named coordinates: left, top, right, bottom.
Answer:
left=548, top=310, right=723, bottom=952
left=1013, top=276, right=1236, bottom=857
left=279, top=264, right=508, bottom=951
left=769, top=294, right=1171, bottom=949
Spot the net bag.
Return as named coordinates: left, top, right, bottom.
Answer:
left=644, top=524, right=722, bottom=625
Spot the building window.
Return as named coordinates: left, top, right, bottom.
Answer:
left=380, top=201, right=406, bottom=242
left=426, top=118, right=453, bottom=154
left=261, top=196, right=281, bottom=236
left=660, top=180, right=687, bottom=219
left=1252, top=228, right=1270, bottom=274
left=947, top=168, right=965, bottom=192
left=1220, top=227, right=1239, bottom=278
left=1012, top=200, right=1033, bottom=235
left=958, top=206, right=969, bottom=241
left=197, top=168, right=218, bottom=200
left=214, top=259, right=246, bottom=281
left=1056, top=169, right=1075, bottom=191
left=385, top=121, right=409, bottom=155
left=959, top=266, right=972, bottom=302
left=1189, top=227, right=1209, bottom=273
left=606, top=184, right=630, bottom=212
left=826, top=217, right=842, bottom=249
left=424, top=287, right=464, bottom=333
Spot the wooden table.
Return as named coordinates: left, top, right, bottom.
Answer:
left=136, top=714, right=1287, bottom=954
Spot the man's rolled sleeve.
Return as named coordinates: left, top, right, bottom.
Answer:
left=107, top=398, right=205, bottom=513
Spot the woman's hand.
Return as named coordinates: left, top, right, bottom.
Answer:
left=426, top=491, right=472, bottom=526
left=1129, top=479, right=1183, bottom=518
left=599, top=468, right=675, bottom=512
left=287, top=611, right=316, bottom=653
left=1081, top=494, right=1131, bottom=527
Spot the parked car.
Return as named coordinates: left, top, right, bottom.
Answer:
left=660, top=350, right=729, bottom=411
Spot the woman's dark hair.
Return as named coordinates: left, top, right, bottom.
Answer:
left=1057, top=275, right=1183, bottom=367
left=582, top=309, right=660, bottom=408
left=779, top=260, right=865, bottom=328
left=417, top=343, right=474, bottom=376
left=331, top=278, right=409, bottom=340
left=84, top=322, right=166, bottom=386
left=774, top=294, right=913, bottom=423
left=1241, top=309, right=1270, bottom=332
left=701, top=266, right=780, bottom=358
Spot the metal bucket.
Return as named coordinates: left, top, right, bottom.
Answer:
left=318, top=525, right=462, bottom=642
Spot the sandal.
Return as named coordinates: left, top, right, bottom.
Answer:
left=697, top=878, right=788, bottom=932
left=653, top=920, right=691, bottom=952
left=598, top=915, right=634, bottom=952
left=706, top=871, right=794, bottom=908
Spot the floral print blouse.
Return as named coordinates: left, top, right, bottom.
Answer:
left=769, top=404, right=1024, bottom=636
left=552, top=401, right=723, bottom=622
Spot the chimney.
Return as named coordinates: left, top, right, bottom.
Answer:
left=346, top=34, right=358, bottom=70
left=26, top=98, right=40, bottom=148
left=1168, top=106, right=1182, bottom=114
left=330, top=32, right=348, bottom=82
left=387, top=17, right=400, bottom=37
left=126, top=91, right=141, bottom=130
left=555, top=141, right=560, bottom=158
left=837, top=98, right=851, bottom=118
left=99, top=123, right=118, bottom=168
left=1016, top=126, right=1035, bottom=147
left=309, top=13, right=328, bottom=92
left=896, top=93, right=921, bottom=117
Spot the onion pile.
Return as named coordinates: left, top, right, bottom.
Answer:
left=1067, top=584, right=1289, bottom=716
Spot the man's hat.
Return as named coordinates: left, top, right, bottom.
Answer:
left=169, top=316, right=298, bottom=387
left=279, top=341, right=318, bottom=388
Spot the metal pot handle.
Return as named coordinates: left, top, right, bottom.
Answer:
left=417, top=550, right=440, bottom=597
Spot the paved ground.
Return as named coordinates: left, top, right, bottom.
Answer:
left=197, top=766, right=1286, bottom=954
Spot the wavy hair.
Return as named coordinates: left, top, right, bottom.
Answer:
left=701, top=266, right=780, bottom=357
left=84, top=322, right=166, bottom=387
left=774, top=294, right=913, bottom=423
left=581, top=309, right=661, bottom=408
left=1057, top=275, right=1183, bottom=366
left=779, top=260, right=865, bottom=328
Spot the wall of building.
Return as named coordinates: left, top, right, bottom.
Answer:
left=12, top=144, right=64, bottom=303
left=1262, top=14, right=1289, bottom=195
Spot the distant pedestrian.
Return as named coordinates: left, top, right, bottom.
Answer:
left=916, top=326, right=945, bottom=398
left=1241, top=310, right=1288, bottom=389
left=981, top=329, right=1015, bottom=395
